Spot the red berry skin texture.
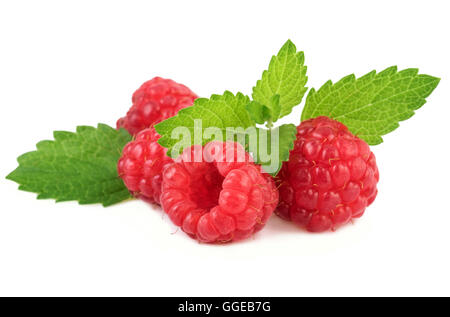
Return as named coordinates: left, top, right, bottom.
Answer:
left=117, top=127, right=173, bottom=204
left=275, top=116, right=379, bottom=232
left=160, top=141, right=279, bottom=243
left=117, top=77, right=198, bottom=135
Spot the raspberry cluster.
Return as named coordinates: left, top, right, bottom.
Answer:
left=117, top=77, right=197, bottom=135
left=10, top=38, right=439, bottom=246
left=160, top=141, right=278, bottom=243
left=117, top=79, right=379, bottom=243
left=275, top=116, right=379, bottom=232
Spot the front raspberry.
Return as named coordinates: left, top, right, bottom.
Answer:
left=117, top=127, right=173, bottom=204
left=160, top=141, right=279, bottom=243
left=275, top=116, right=379, bottom=232
left=117, top=77, right=198, bottom=135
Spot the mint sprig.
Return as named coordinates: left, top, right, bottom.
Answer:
left=155, top=41, right=308, bottom=175
left=301, top=66, right=440, bottom=145
left=6, top=124, right=133, bottom=206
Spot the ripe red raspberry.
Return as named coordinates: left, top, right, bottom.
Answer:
left=117, top=77, right=198, bottom=135
left=117, top=127, right=173, bottom=204
left=275, top=116, right=379, bottom=232
left=160, top=141, right=279, bottom=243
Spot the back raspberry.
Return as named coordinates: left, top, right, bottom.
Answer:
left=117, top=127, right=173, bottom=204
left=275, top=116, right=379, bottom=232
left=117, top=77, right=198, bottom=135
left=160, top=141, right=279, bottom=243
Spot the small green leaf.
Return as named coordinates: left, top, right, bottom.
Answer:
left=6, top=124, right=133, bottom=206
left=246, top=101, right=272, bottom=124
left=252, top=39, right=308, bottom=121
left=155, top=91, right=255, bottom=157
left=301, top=67, right=440, bottom=145
left=267, top=94, right=281, bottom=122
left=247, top=124, right=297, bottom=175
left=246, top=95, right=280, bottom=124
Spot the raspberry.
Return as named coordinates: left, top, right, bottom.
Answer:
left=275, top=116, right=379, bottom=232
left=160, top=141, right=279, bottom=243
left=117, top=77, right=197, bottom=135
left=117, top=127, right=173, bottom=204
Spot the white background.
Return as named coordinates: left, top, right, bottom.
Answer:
left=1, top=0, right=449, bottom=296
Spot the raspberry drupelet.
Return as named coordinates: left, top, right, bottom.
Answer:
left=275, top=116, right=379, bottom=232
left=117, top=77, right=198, bottom=135
left=160, top=141, right=279, bottom=243
left=117, top=127, right=173, bottom=204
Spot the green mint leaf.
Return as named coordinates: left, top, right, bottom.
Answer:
left=247, top=124, right=297, bottom=176
left=246, top=101, right=271, bottom=124
left=6, top=124, right=133, bottom=206
left=155, top=91, right=254, bottom=157
left=246, top=97, right=278, bottom=124
left=252, top=39, right=308, bottom=121
left=269, top=94, right=281, bottom=122
left=301, top=67, right=440, bottom=145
